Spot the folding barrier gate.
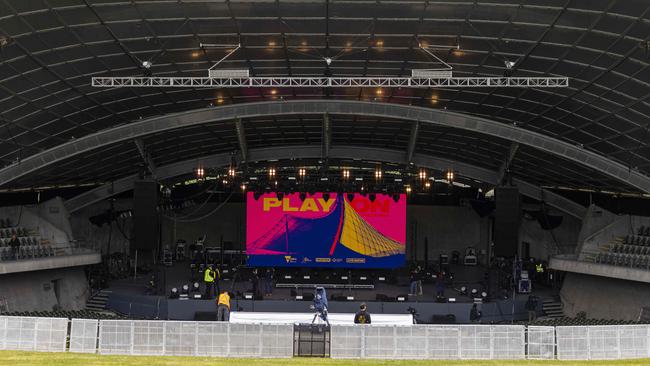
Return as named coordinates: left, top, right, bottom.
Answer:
left=0, top=316, right=649, bottom=360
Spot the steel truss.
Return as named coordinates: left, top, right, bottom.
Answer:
left=92, top=76, right=569, bottom=88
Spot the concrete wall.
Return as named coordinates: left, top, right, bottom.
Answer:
left=0, top=201, right=71, bottom=246
left=578, top=210, right=650, bottom=259
left=0, top=266, right=89, bottom=311
left=560, top=272, right=650, bottom=321
left=519, top=208, right=582, bottom=260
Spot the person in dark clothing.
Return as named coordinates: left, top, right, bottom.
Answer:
left=470, top=303, right=482, bottom=323
left=264, top=268, right=274, bottom=297
left=525, top=295, right=538, bottom=322
left=435, top=272, right=446, bottom=299
left=8, top=234, right=20, bottom=260
left=311, top=286, right=330, bottom=325
left=354, top=303, right=371, bottom=324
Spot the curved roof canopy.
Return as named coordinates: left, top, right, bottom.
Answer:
left=0, top=0, right=648, bottom=196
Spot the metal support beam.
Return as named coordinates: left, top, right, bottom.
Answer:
left=91, top=76, right=569, bottom=88
left=497, top=142, right=519, bottom=184
left=133, top=139, right=156, bottom=177
left=234, top=119, right=248, bottom=163
left=323, top=113, right=331, bottom=159
left=406, top=121, right=420, bottom=163
left=63, top=145, right=587, bottom=220
left=2, top=100, right=648, bottom=193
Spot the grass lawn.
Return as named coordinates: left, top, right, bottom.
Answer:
left=0, top=351, right=648, bottom=366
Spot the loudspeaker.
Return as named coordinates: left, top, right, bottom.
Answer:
left=494, top=187, right=520, bottom=257
left=133, top=180, right=159, bottom=261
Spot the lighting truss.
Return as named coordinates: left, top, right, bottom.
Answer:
left=91, top=76, right=568, bottom=88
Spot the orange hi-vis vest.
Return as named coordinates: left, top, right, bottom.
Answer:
left=217, top=292, right=230, bottom=309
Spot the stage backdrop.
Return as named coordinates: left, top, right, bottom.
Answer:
left=246, top=192, right=406, bottom=268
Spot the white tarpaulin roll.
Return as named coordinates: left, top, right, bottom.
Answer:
left=229, top=312, right=413, bottom=325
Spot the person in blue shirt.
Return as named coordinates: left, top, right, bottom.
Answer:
left=311, top=286, right=330, bottom=325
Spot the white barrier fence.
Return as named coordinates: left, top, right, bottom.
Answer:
left=97, top=320, right=293, bottom=357
left=331, top=325, right=525, bottom=359
left=0, top=316, right=649, bottom=360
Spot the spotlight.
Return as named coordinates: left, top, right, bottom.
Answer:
left=405, top=186, right=412, bottom=194
left=446, top=170, right=454, bottom=182
left=374, top=167, right=382, bottom=180
left=298, top=168, right=306, bottom=178
left=504, top=60, right=516, bottom=69
left=342, top=169, right=350, bottom=180
left=142, top=60, right=152, bottom=69
left=228, top=167, right=235, bottom=177
left=241, top=183, right=247, bottom=191
left=196, top=167, right=204, bottom=178
left=419, top=168, right=427, bottom=180
left=268, top=167, right=276, bottom=178
left=471, top=288, right=478, bottom=297
left=460, top=286, right=467, bottom=295
left=324, top=57, right=332, bottom=65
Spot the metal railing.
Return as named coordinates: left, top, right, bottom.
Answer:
left=0, top=316, right=649, bottom=360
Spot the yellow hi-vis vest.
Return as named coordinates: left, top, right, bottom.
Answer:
left=536, top=264, right=544, bottom=273
left=218, top=292, right=230, bottom=309
left=204, top=268, right=215, bottom=283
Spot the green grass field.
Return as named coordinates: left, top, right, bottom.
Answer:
left=0, top=351, right=648, bottom=366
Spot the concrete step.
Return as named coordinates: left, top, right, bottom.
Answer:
left=85, top=290, right=111, bottom=311
left=542, top=299, right=565, bottom=318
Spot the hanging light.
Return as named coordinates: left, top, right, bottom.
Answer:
left=196, top=167, right=204, bottom=179
left=446, top=170, right=454, bottom=182
left=228, top=167, right=236, bottom=177
left=405, top=186, right=412, bottom=194
left=298, top=168, right=306, bottom=179
left=241, top=183, right=247, bottom=191
left=425, top=181, right=431, bottom=188
left=342, top=169, right=350, bottom=180
left=375, top=167, right=382, bottom=180
left=269, top=167, right=276, bottom=178
left=419, top=168, right=427, bottom=181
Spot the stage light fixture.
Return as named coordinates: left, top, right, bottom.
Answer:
left=374, top=168, right=382, bottom=180
left=268, top=167, right=276, bottom=178
left=396, top=296, right=406, bottom=302
left=244, top=293, right=253, bottom=299
left=405, top=186, right=412, bottom=194
left=241, top=183, right=247, bottom=191
left=342, top=169, right=350, bottom=180
left=196, top=167, right=204, bottom=178
left=142, top=60, right=152, bottom=69
left=419, top=168, right=427, bottom=180
left=460, top=286, right=467, bottom=295
left=425, top=181, right=431, bottom=188
left=228, top=167, right=235, bottom=177
left=446, top=170, right=454, bottom=182
left=298, top=168, right=306, bottom=178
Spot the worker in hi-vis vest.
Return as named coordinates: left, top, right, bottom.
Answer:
left=217, top=290, right=231, bottom=322
left=203, top=265, right=216, bottom=298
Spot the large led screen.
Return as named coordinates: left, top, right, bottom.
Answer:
left=246, top=192, right=406, bottom=268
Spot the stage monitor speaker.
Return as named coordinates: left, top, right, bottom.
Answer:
left=134, top=180, right=159, bottom=260
left=194, top=311, right=218, bottom=321
left=494, top=186, right=520, bottom=257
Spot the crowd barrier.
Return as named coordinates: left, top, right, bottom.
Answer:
left=0, top=316, right=649, bottom=360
